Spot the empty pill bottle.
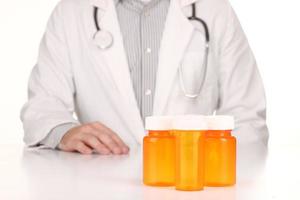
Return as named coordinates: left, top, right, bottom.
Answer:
left=204, top=115, right=236, bottom=186
left=143, top=116, right=175, bottom=186
left=172, top=115, right=207, bottom=191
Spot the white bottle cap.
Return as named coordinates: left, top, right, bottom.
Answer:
left=145, top=116, right=174, bottom=130
left=205, top=115, right=235, bottom=130
left=172, top=115, right=207, bottom=130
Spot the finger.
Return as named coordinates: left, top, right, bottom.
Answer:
left=99, top=134, right=122, bottom=155
left=88, top=130, right=122, bottom=155
left=91, top=122, right=128, bottom=154
left=81, top=134, right=111, bottom=155
left=110, top=134, right=129, bottom=154
left=74, top=140, right=93, bottom=154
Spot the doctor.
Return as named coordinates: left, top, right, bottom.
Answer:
left=21, top=0, right=268, bottom=154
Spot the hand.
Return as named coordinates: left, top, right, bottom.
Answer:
left=58, top=122, right=129, bottom=155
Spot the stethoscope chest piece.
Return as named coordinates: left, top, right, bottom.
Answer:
left=93, top=30, right=114, bottom=50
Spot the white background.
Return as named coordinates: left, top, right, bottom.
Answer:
left=0, top=0, right=299, bottom=148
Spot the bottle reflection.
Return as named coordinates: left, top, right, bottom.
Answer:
left=142, top=185, right=236, bottom=200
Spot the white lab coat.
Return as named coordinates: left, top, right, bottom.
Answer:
left=20, top=0, right=268, bottom=149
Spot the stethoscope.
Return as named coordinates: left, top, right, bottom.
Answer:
left=93, top=3, right=210, bottom=98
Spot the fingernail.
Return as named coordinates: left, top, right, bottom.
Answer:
left=113, top=148, right=122, bottom=154
left=122, top=147, right=129, bottom=154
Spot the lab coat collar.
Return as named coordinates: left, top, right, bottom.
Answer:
left=90, top=0, right=201, bottom=10
left=90, top=0, right=109, bottom=10
left=152, top=0, right=196, bottom=114
left=89, top=0, right=145, bottom=143
left=180, top=0, right=200, bottom=7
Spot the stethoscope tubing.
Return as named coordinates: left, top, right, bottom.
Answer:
left=92, top=3, right=210, bottom=98
left=180, top=3, right=210, bottom=98
left=94, top=7, right=100, bottom=31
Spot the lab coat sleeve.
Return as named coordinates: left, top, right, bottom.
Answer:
left=40, top=123, right=78, bottom=149
left=216, top=2, right=269, bottom=146
left=20, top=2, right=80, bottom=147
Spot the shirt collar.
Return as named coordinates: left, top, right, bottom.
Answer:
left=116, top=0, right=167, bottom=13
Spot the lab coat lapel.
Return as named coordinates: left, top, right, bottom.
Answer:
left=90, top=0, right=145, bottom=142
left=153, top=0, right=196, bottom=114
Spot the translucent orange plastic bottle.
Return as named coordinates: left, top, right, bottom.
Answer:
left=172, top=115, right=207, bottom=191
left=204, top=116, right=236, bottom=186
left=143, top=116, right=175, bottom=186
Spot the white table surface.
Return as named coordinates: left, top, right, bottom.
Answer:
left=0, top=143, right=299, bottom=200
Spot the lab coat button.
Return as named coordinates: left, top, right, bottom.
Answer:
left=146, top=48, right=152, bottom=53
left=145, top=89, right=152, bottom=96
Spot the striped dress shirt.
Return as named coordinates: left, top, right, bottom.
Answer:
left=116, top=0, right=169, bottom=121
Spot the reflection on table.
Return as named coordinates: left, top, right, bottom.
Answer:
left=21, top=142, right=268, bottom=200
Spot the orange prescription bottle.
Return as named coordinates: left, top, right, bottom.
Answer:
left=204, top=116, right=236, bottom=186
left=172, top=115, right=207, bottom=191
left=143, top=116, right=175, bottom=186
